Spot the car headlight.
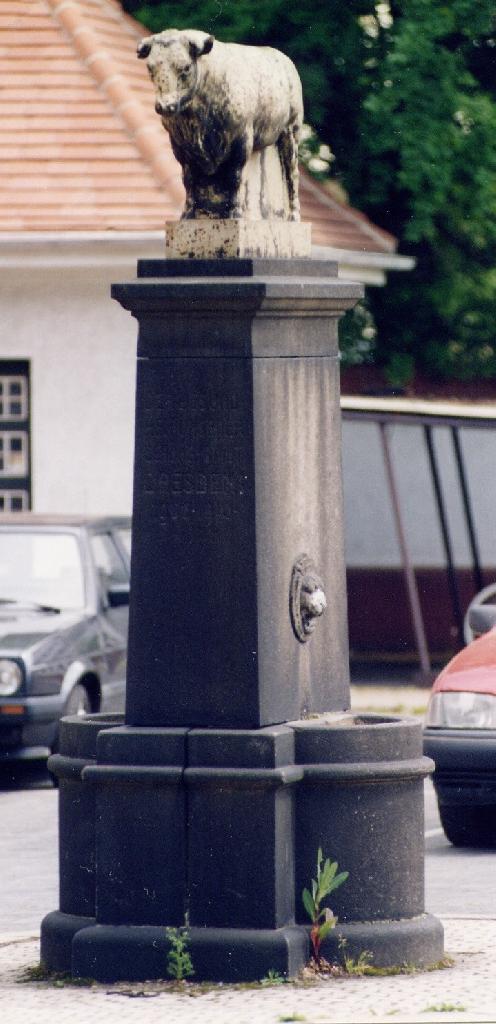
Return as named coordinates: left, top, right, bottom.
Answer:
left=426, top=690, right=496, bottom=729
left=0, top=660, right=23, bottom=697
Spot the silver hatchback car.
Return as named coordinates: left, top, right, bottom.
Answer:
left=0, top=515, right=130, bottom=761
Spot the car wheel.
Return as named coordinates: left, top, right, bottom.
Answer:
left=440, top=805, right=496, bottom=848
left=64, top=683, right=92, bottom=718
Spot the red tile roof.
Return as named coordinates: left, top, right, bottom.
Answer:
left=0, top=0, right=397, bottom=252
left=300, top=174, right=396, bottom=253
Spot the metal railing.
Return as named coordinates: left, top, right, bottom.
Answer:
left=341, top=396, right=496, bottom=675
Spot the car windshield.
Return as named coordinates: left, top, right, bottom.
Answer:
left=0, top=532, right=85, bottom=611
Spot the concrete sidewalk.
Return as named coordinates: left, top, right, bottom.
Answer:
left=350, top=683, right=430, bottom=717
left=1, top=919, right=496, bottom=1024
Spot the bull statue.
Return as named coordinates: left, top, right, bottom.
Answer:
left=137, top=29, right=303, bottom=221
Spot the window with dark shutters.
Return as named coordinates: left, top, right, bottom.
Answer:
left=0, top=361, right=31, bottom=511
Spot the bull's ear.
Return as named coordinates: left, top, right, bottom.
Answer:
left=137, top=37, right=153, bottom=59
left=202, top=34, right=214, bottom=55
left=186, top=31, right=215, bottom=59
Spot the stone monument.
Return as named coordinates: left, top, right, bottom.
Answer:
left=41, top=31, right=443, bottom=982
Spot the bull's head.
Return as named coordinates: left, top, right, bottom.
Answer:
left=137, top=29, right=214, bottom=117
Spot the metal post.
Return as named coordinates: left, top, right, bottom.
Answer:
left=451, top=426, right=484, bottom=593
left=379, top=422, right=431, bottom=676
left=424, top=425, right=464, bottom=643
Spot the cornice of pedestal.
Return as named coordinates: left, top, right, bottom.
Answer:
left=111, top=274, right=363, bottom=319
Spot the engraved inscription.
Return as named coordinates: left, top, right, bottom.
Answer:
left=138, top=367, right=252, bottom=529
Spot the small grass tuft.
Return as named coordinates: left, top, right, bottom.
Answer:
left=342, top=949, right=374, bottom=975
left=423, top=1003, right=467, bottom=1013
left=337, top=938, right=454, bottom=978
left=18, top=963, right=52, bottom=983
left=342, top=957, right=453, bottom=977
left=18, top=964, right=93, bottom=987
left=260, top=968, right=286, bottom=986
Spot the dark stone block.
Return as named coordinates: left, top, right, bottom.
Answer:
left=71, top=923, right=309, bottom=983
left=48, top=715, right=125, bottom=920
left=40, top=911, right=95, bottom=974
left=323, top=914, right=445, bottom=969
left=188, top=724, right=295, bottom=767
left=96, top=725, right=187, bottom=765
left=93, top=776, right=186, bottom=926
left=187, top=778, right=295, bottom=929
left=185, top=725, right=300, bottom=930
left=293, top=713, right=424, bottom=764
left=137, top=257, right=338, bottom=279
left=113, top=261, right=357, bottom=729
left=126, top=353, right=260, bottom=728
left=293, top=717, right=432, bottom=926
left=72, top=925, right=169, bottom=982
left=187, top=925, right=309, bottom=982
left=58, top=713, right=124, bottom=760
left=84, top=731, right=188, bottom=927
left=58, top=779, right=96, bottom=917
left=296, top=777, right=426, bottom=923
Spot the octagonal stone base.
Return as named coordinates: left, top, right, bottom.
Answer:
left=41, top=712, right=444, bottom=983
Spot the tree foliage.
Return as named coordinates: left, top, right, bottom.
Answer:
left=124, top=0, right=496, bottom=384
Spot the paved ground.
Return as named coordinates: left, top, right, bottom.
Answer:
left=350, top=682, right=430, bottom=716
left=2, top=788, right=58, bottom=934
left=1, top=920, right=495, bottom=1024
left=2, top=685, right=495, bottom=1023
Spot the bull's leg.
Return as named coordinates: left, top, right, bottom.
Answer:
left=181, top=164, right=219, bottom=220
left=180, top=163, right=196, bottom=220
left=278, top=124, right=301, bottom=222
left=168, top=139, right=197, bottom=220
left=222, top=132, right=252, bottom=219
left=178, top=134, right=252, bottom=219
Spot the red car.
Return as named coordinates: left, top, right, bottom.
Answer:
left=424, top=595, right=496, bottom=847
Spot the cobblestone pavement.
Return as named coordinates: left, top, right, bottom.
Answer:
left=1, top=919, right=495, bottom=1024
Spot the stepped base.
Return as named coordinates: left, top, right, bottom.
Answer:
left=42, top=713, right=444, bottom=983
left=42, top=914, right=308, bottom=983
left=41, top=911, right=444, bottom=982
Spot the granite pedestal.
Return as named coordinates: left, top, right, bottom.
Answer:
left=41, top=259, right=443, bottom=981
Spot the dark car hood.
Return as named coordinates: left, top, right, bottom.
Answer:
left=0, top=609, right=85, bottom=653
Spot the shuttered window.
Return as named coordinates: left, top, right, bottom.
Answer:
left=0, top=362, right=31, bottom=511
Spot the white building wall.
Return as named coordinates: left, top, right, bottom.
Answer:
left=1, top=263, right=136, bottom=515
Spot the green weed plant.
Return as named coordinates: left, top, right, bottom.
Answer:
left=302, top=847, right=348, bottom=967
left=165, top=926, right=194, bottom=981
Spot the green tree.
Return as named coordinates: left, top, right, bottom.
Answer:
left=362, top=1, right=496, bottom=382
left=125, top=1, right=496, bottom=385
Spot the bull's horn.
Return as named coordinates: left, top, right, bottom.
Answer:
left=137, top=36, right=154, bottom=59
left=185, top=31, right=215, bottom=59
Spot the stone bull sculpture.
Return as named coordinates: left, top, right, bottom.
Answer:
left=137, top=29, right=303, bottom=221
